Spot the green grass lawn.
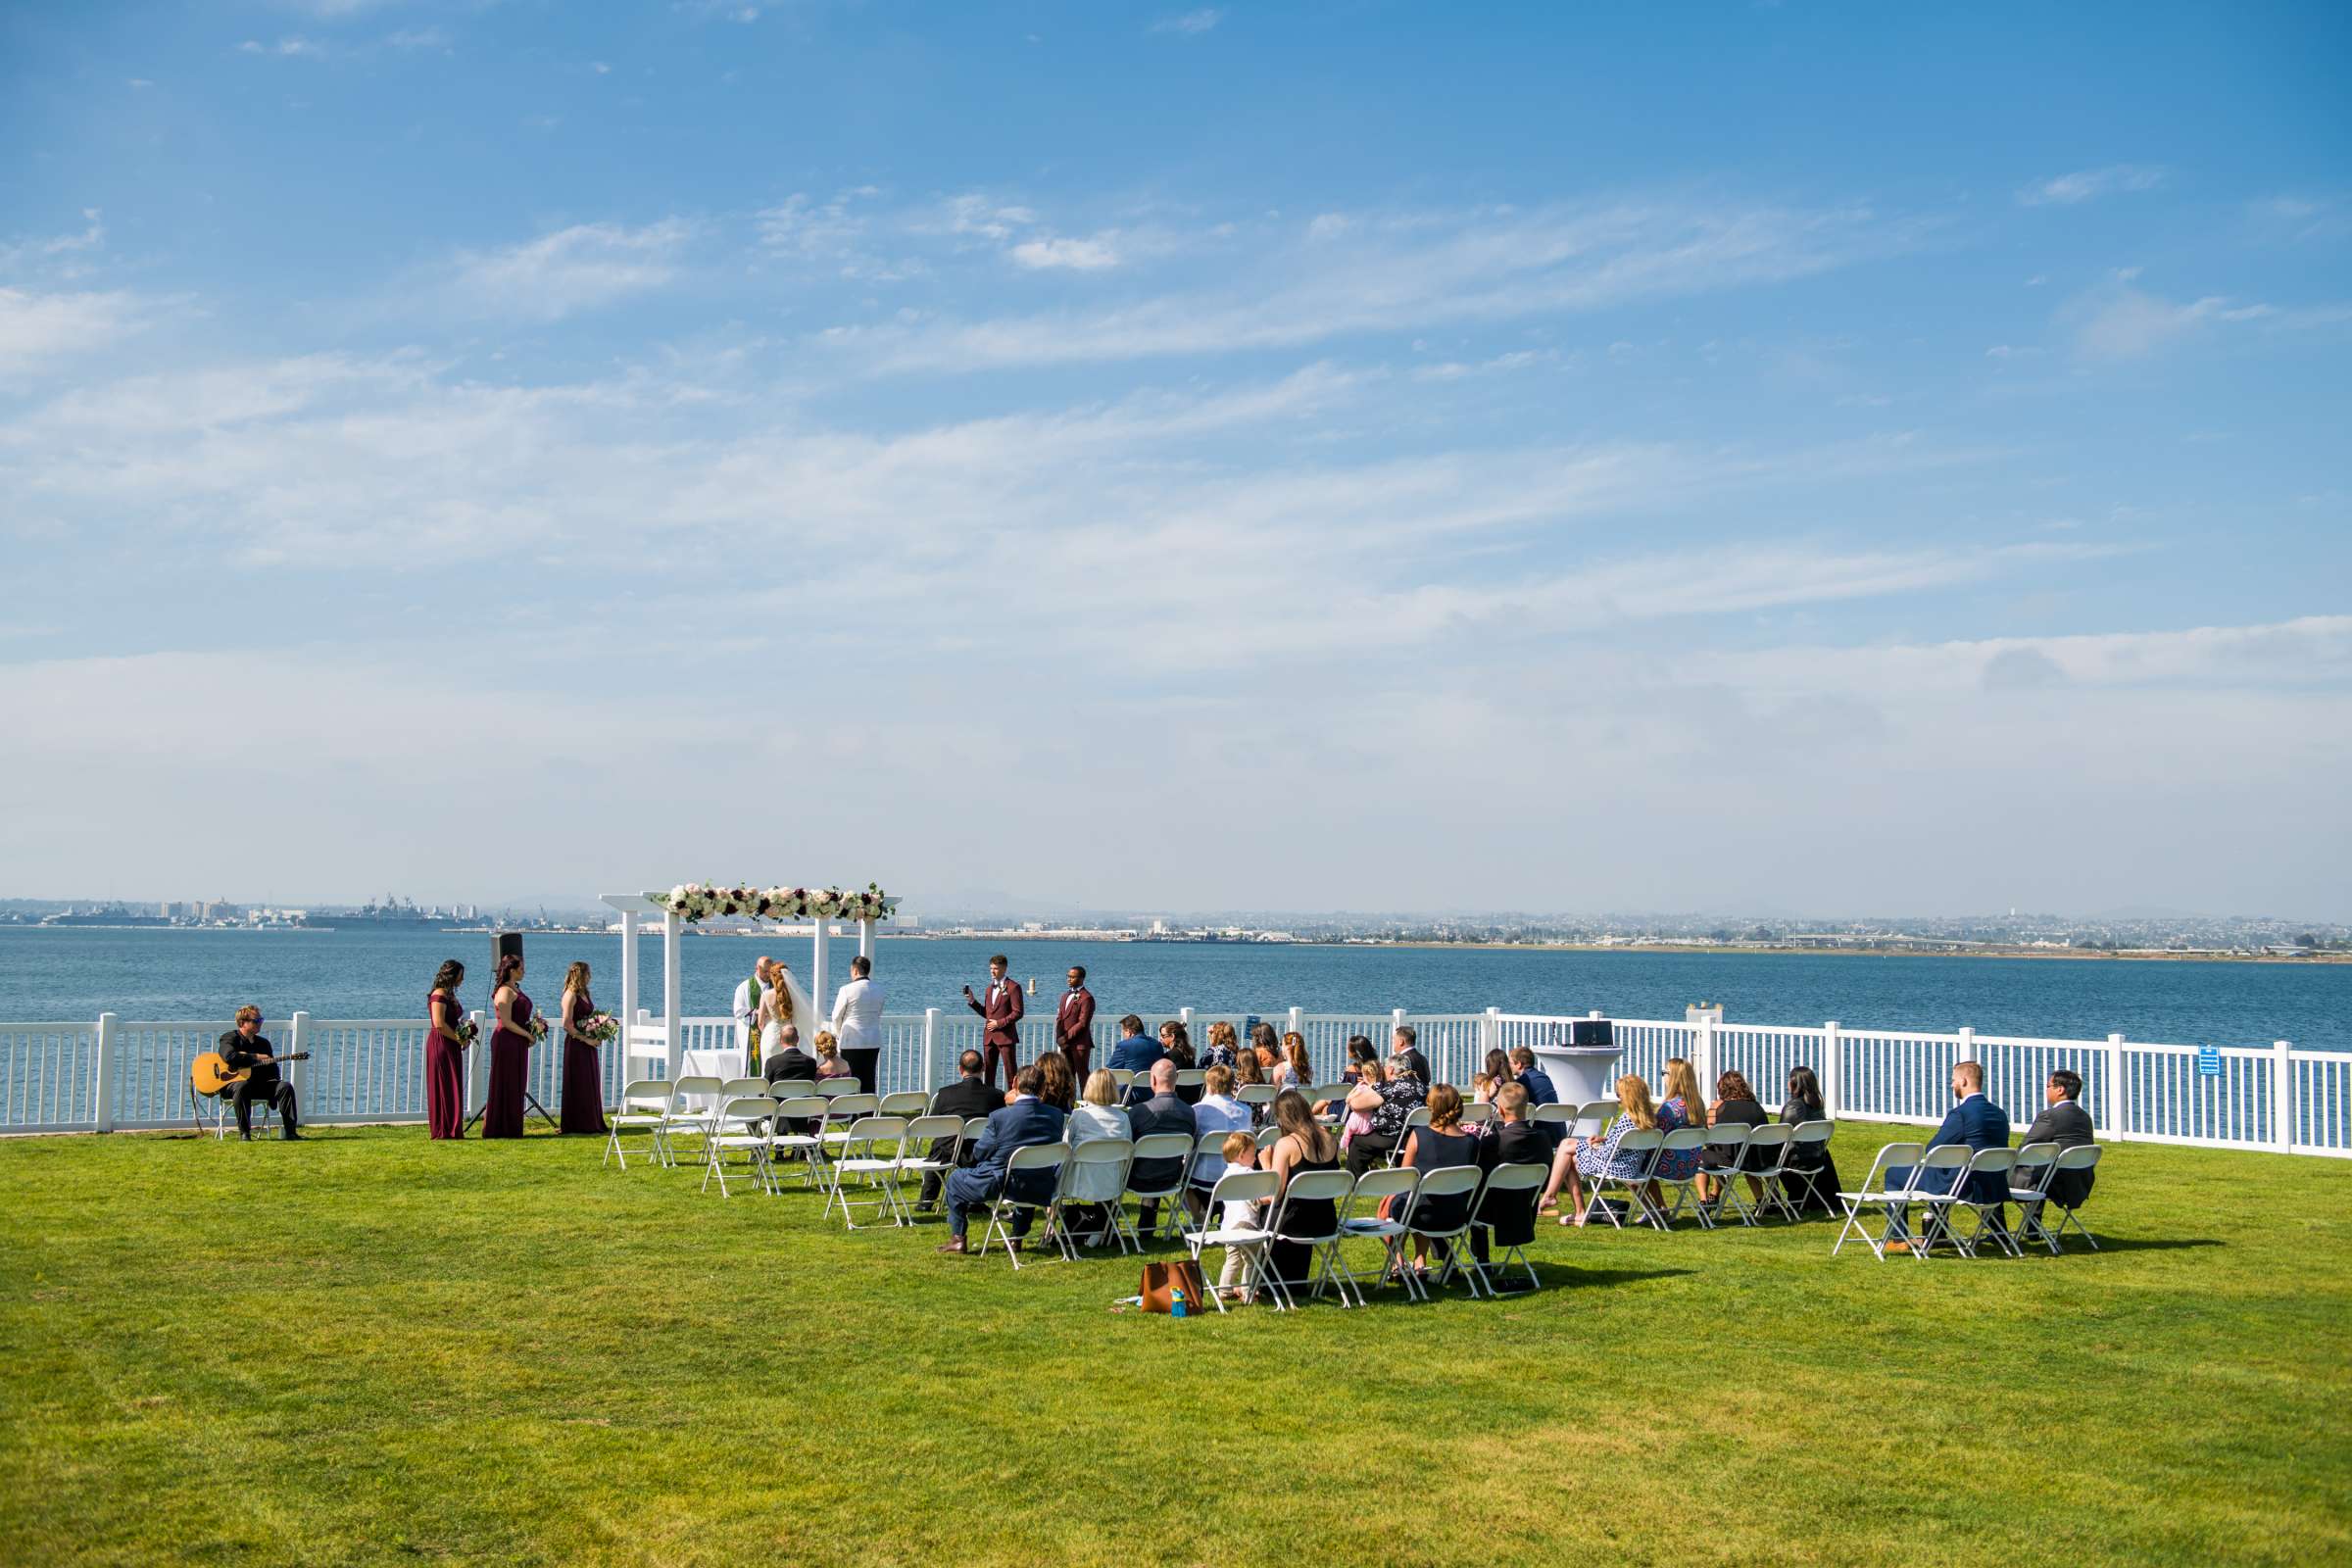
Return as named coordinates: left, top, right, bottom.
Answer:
left=3, top=1122, right=2347, bottom=1567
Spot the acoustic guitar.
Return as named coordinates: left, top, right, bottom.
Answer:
left=192, top=1051, right=312, bottom=1097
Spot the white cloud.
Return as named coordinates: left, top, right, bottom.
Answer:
left=1008, top=234, right=1119, bottom=271
left=0, top=210, right=104, bottom=271
left=239, top=36, right=326, bottom=58
left=2018, top=165, right=2166, bottom=206
left=2059, top=273, right=2328, bottom=360
left=1151, top=8, right=1223, bottom=34
left=0, top=287, right=152, bottom=377
left=447, top=220, right=693, bottom=320
left=830, top=198, right=1898, bottom=373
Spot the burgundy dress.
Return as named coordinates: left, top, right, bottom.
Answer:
left=425, top=989, right=467, bottom=1140
left=560, top=989, right=607, bottom=1135
left=482, top=988, right=533, bottom=1139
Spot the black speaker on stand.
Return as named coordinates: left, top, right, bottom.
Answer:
left=466, top=929, right=557, bottom=1131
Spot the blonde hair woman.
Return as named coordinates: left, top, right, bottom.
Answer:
left=1539, top=1073, right=1660, bottom=1226
left=558, top=960, right=606, bottom=1136
left=812, top=1030, right=850, bottom=1079
left=1654, top=1055, right=1708, bottom=1183
left=1061, top=1067, right=1133, bottom=1241
left=1204, top=1018, right=1240, bottom=1068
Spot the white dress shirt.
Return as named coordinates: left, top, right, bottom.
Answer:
left=830, top=976, right=885, bottom=1050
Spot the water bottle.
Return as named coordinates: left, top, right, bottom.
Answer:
left=1171, top=1287, right=1188, bottom=1319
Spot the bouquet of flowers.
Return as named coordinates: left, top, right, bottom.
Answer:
left=458, top=1018, right=480, bottom=1047
left=581, top=1012, right=620, bottom=1045
left=527, top=1013, right=551, bottom=1046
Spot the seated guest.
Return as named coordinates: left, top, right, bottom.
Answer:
left=1345, top=1044, right=1427, bottom=1175
left=1334, top=1056, right=1384, bottom=1154
left=917, top=1050, right=999, bottom=1210
left=1189, top=1063, right=1255, bottom=1214
left=1158, top=1020, right=1200, bottom=1104
left=1538, top=1074, right=1659, bottom=1226
left=1697, top=1068, right=1769, bottom=1208
left=1036, top=1049, right=1076, bottom=1112
left=1654, top=1056, right=1709, bottom=1186
left=1779, top=1064, right=1843, bottom=1215
left=1343, top=1034, right=1378, bottom=1073
left=1885, top=1060, right=2011, bottom=1251
left=1200, top=1019, right=1241, bottom=1071
left=1232, top=1049, right=1269, bottom=1120
left=812, top=1031, right=853, bottom=1080
left=760, top=1024, right=816, bottom=1086
left=1274, top=1031, right=1312, bottom=1094
left=215, top=1005, right=302, bottom=1141
left=1400, top=1082, right=1480, bottom=1270
left=2018, top=1067, right=2097, bottom=1210
left=1060, top=1068, right=1132, bottom=1243
left=1248, top=1021, right=1282, bottom=1077
left=1106, top=1014, right=1164, bottom=1074
left=1265, top=1090, right=1343, bottom=1292
left=938, top=1064, right=1065, bottom=1255
left=1125, top=1058, right=1199, bottom=1230
left=1473, top=1083, right=1547, bottom=1262
left=1509, top=1046, right=1563, bottom=1151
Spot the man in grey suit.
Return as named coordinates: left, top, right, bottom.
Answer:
left=2018, top=1067, right=2098, bottom=1209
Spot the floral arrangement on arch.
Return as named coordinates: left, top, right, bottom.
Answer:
left=662, top=883, right=900, bottom=924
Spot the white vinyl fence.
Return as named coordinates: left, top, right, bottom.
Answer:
left=2, top=1006, right=2344, bottom=1158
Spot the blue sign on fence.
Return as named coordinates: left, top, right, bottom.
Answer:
left=2196, top=1045, right=2222, bottom=1077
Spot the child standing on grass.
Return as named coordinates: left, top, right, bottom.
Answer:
left=1216, top=1130, right=1265, bottom=1299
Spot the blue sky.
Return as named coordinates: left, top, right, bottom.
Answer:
left=3, top=2, right=2348, bottom=917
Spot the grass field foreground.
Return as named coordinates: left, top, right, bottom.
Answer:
left=3, top=1122, right=2348, bottom=1566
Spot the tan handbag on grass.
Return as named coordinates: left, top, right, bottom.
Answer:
left=1138, top=1258, right=1208, bottom=1313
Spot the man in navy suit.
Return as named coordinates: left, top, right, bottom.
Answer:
left=937, top=1064, right=1065, bottom=1255
left=1106, top=1014, right=1164, bottom=1075
left=1886, top=1059, right=2011, bottom=1252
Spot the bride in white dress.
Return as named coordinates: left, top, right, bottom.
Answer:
left=757, top=963, right=819, bottom=1065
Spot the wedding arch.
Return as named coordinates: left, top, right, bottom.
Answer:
left=598, top=884, right=904, bottom=1079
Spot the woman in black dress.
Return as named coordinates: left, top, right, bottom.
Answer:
left=1779, top=1064, right=1843, bottom=1214
left=1401, top=1083, right=1481, bottom=1273
left=1698, top=1068, right=1769, bottom=1209
left=482, top=953, right=533, bottom=1139
left=1265, top=1090, right=1341, bottom=1294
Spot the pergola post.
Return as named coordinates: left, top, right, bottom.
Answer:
left=810, top=918, right=830, bottom=1042
left=618, top=906, right=640, bottom=1073
left=858, top=918, right=876, bottom=960
left=662, top=907, right=683, bottom=1080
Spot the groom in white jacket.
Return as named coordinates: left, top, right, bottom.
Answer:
left=830, top=955, right=886, bottom=1093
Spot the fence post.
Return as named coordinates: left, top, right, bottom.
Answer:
left=2275, top=1041, right=2294, bottom=1152
left=288, top=1011, right=310, bottom=1100
left=93, top=1012, right=118, bottom=1133
left=1694, top=1016, right=1716, bottom=1096
left=1957, top=1025, right=1976, bottom=1103
left=1483, top=1006, right=1501, bottom=1062
left=1819, top=1022, right=1839, bottom=1117
left=2103, top=1033, right=2127, bottom=1139
left=1391, top=1007, right=1407, bottom=1045
left=1287, top=1005, right=1304, bottom=1040
left=922, top=1008, right=940, bottom=1089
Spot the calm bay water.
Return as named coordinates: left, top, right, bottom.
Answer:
left=1, top=928, right=2343, bottom=1049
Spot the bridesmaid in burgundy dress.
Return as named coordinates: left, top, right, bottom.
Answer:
left=425, top=958, right=469, bottom=1140
left=558, top=960, right=608, bottom=1135
left=482, top=953, right=533, bottom=1139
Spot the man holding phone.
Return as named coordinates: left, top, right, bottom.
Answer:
left=964, top=954, right=1024, bottom=1093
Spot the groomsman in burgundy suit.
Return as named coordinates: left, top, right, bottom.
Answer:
left=1055, top=964, right=1097, bottom=1082
left=964, top=954, right=1025, bottom=1092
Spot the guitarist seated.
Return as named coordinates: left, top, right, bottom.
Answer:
left=218, top=1005, right=302, bottom=1142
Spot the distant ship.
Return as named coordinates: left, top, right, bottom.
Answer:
left=299, top=896, right=457, bottom=931
left=40, top=904, right=170, bottom=927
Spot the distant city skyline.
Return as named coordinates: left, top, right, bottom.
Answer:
left=4, top=5, right=2347, bottom=917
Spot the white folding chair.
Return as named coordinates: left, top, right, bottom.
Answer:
left=1529, top=1102, right=1577, bottom=1137
left=816, top=1078, right=864, bottom=1099
left=1580, top=1128, right=1665, bottom=1229
left=1784, top=1118, right=1838, bottom=1217
left=1337, top=1167, right=1420, bottom=1302
left=1306, top=1083, right=1353, bottom=1124
left=1406, top=1166, right=1491, bottom=1298
left=1458, top=1102, right=1497, bottom=1129
left=1721, top=1123, right=1791, bottom=1226
left=816, top=1093, right=879, bottom=1162
left=896, top=1113, right=966, bottom=1217
left=1921, top=1147, right=2019, bottom=1258
left=719, top=1076, right=768, bottom=1102
left=1574, top=1100, right=1617, bottom=1138
left=2044, top=1145, right=2103, bottom=1250
left=604, top=1078, right=673, bottom=1171
left=1254, top=1124, right=1283, bottom=1151
left=877, top=1091, right=930, bottom=1119
left=1267, top=1168, right=1359, bottom=1308
left=1105, top=1068, right=1136, bottom=1093
left=1174, top=1069, right=1206, bottom=1093
left=1386, top=1106, right=1435, bottom=1167
left=1238, top=1083, right=1277, bottom=1115
left=2008, top=1142, right=2061, bottom=1254
left=764, top=1095, right=832, bottom=1188
left=1647, top=1126, right=1715, bottom=1227
left=1059, top=1137, right=1136, bottom=1252
left=765, top=1079, right=816, bottom=1101
left=1183, top=1168, right=1281, bottom=1310
left=1688, top=1126, right=1752, bottom=1228
left=700, top=1096, right=776, bottom=1197
left=661, top=1075, right=725, bottom=1166
left=822, top=1115, right=908, bottom=1229
left=1833, top=1141, right=1928, bottom=1260
left=980, top=1144, right=1070, bottom=1268
left=1471, top=1163, right=1547, bottom=1293
left=1116, top=1132, right=1197, bottom=1249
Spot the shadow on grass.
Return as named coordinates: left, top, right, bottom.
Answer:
left=2035, top=1235, right=2223, bottom=1254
